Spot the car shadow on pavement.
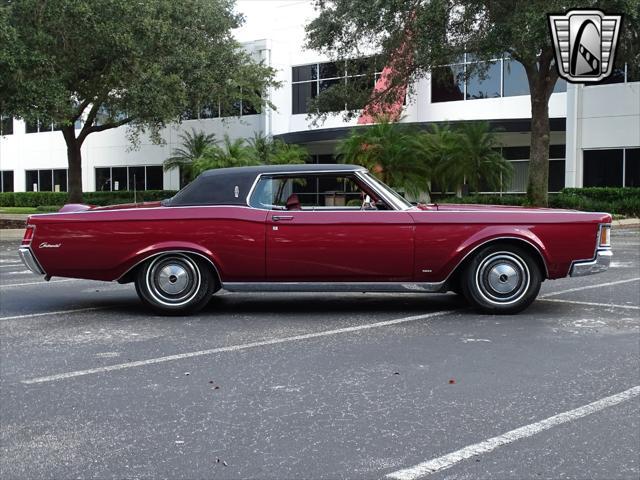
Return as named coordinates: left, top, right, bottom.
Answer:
left=201, top=292, right=464, bottom=315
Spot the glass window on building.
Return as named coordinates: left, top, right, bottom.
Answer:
left=39, top=170, right=53, bottom=192
left=128, top=166, right=145, bottom=191
left=431, top=65, right=464, bottom=102
left=625, top=148, right=640, bottom=187
left=292, top=81, right=317, bottom=115
left=24, top=169, right=67, bottom=192
left=96, top=167, right=112, bottom=191
left=0, top=171, right=14, bottom=192
left=112, top=167, right=128, bottom=191
left=628, top=63, right=639, bottom=83
left=466, top=60, right=501, bottom=99
left=548, top=160, right=566, bottom=192
left=0, top=116, right=13, bottom=135
left=96, top=166, right=164, bottom=191
left=25, top=171, right=39, bottom=191
left=292, top=64, right=318, bottom=82
left=53, top=169, right=68, bottom=192
left=507, top=161, right=529, bottom=193
left=553, top=78, right=567, bottom=93
left=200, top=103, right=220, bottom=119
left=503, top=59, right=529, bottom=97
left=146, top=166, right=164, bottom=190
left=25, top=119, right=39, bottom=134
left=583, top=149, right=623, bottom=187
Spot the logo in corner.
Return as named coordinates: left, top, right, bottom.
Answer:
left=548, top=9, right=622, bottom=83
left=39, top=242, right=61, bottom=249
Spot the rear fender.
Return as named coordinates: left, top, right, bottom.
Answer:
left=115, top=242, right=222, bottom=284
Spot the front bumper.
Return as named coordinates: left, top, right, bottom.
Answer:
left=18, top=247, right=45, bottom=275
left=569, top=249, right=612, bottom=277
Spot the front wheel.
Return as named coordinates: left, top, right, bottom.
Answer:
left=461, top=244, right=542, bottom=314
left=135, top=253, right=218, bottom=315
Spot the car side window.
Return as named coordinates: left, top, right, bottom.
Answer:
left=248, top=174, right=391, bottom=210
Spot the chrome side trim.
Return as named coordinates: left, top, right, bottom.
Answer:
left=18, top=247, right=45, bottom=275
left=569, top=249, right=612, bottom=277
left=116, top=249, right=221, bottom=283
left=222, top=281, right=446, bottom=293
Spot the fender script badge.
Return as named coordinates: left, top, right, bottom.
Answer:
left=39, top=242, right=61, bottom=249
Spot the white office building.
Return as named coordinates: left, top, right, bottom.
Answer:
left=1, top=1, right=638, bottom=194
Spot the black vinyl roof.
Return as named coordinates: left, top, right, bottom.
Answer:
left=166, top=164, right=366, bottom=206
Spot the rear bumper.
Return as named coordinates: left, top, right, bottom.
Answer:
left=569, top=249, right=612, bottom=277
left=18, top=247, right=45, bottom=275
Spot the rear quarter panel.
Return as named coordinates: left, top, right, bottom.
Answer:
left=409, top=209, right=610, bottom=281
left=28, top=206, right=267, bottom=281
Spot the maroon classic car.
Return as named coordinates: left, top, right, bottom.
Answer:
left=18, top=164, right=612, bottom=315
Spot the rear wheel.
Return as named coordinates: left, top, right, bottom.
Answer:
left=135, top=253, right=218, bottom=315
left=461, top=244, right=542, bottom=314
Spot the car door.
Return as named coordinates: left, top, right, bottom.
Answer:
left=253, top=173, right=415, bottom=282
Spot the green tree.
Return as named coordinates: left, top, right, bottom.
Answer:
left=0, top=0, right=277, bottom=202
left=337, top=118, right=428, bottom=197
left=247, top=132, right=309, bottom=165
left=163, top=129, right=218, bottom=187
left=407, top=124, right=459, bottom=197
left=306, top=0, right=639, bottom=206
left=192, top=135, right=259, bottom=176
left=447, top=122, right=512, bottom=194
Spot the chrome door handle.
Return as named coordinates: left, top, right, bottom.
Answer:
left=272, top=215, right=294, bottom=221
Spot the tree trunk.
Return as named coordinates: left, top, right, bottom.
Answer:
left=527, top=91, right=550, bottom=207
left=62, top=126, right=83, bottom=203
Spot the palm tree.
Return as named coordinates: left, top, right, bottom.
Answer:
left=337, top=117, right=428, bottom=197
left=192, top=135, right=260, bottom=176
left=247, top=132, right=309, bottom=165
left=407, top=124, right=459, bottom=197
left=164, top=129, right=217, bottom=187
left=446, top=122, right=512, bottom=194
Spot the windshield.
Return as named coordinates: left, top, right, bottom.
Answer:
left=362, top=172, right=413, bottom=210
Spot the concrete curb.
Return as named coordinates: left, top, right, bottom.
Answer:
left=0, top=214, right=30, bottom=221
left=0, top=229, right=26, bottom=241
left=612, top=219, right=640, bottom=228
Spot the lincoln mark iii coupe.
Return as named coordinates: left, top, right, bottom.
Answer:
left=18, top=164, right=612, bottom=315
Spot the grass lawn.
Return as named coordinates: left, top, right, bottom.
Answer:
left=0, top=207, right=40, bottom=214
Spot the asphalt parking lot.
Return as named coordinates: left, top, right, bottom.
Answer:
left=0, top=228, right=638, bottom=480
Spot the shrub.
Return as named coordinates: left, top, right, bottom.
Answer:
left=0, top=190, right=177, bottom=208
left=434, top=188, right=640, bottom=217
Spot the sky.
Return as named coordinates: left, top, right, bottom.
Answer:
left=232, top=0, right=315, bottom=42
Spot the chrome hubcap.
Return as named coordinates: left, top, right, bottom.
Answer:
left=475, top=252, right=530, bottom=305
left=145, top=254, right=201, bottom=306
left=488, top=263, right=520, bottom=294
left=158, top=264, right=189, bottom=294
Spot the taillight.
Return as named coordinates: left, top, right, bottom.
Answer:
left=599, top=225, right=611, bottom=248
left=22, top=225, right=35, bottom=246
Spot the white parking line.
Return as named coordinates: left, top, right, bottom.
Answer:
left=0, top=263, right=24, bottom=268
left=0, top=306, right=112, bottom=321
left=386, top=385, right=640, bottom=480
left=21, top=310, right=455, bottom=384
left=539, top=298, right=640, bottom=310
left=540, top=277, right=640, bottom=298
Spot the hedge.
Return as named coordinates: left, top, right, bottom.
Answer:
left=0, top=190, right=177, bottom=208
left=435, top=187, right=640, bottom=217
left=1, top=187, right=639, bottom=217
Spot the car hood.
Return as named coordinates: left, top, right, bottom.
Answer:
left=415, top=203, right=576, bottom=214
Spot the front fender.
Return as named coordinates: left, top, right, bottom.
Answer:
left=445, top=226, right=551, bottom=278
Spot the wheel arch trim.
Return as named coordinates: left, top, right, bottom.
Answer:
left=445, top=235, right=550, bottom=283
left=116, top=248, right=221, bottom=284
